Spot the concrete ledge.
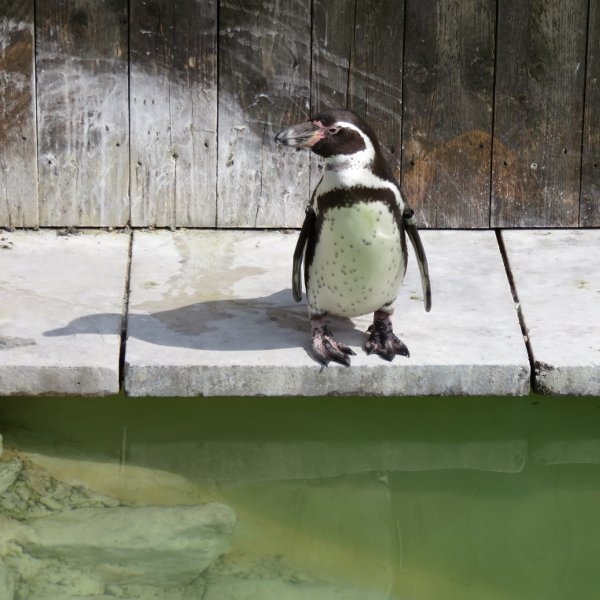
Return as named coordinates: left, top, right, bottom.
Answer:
left=502, top=230, right=600, bottom=395
left=125, top=230, right=530, bottom=396
left=15, top=229, right=597, bottom=397
left=0, top=231, right=129, bottom=395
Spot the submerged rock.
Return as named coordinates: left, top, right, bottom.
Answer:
left=0, top=458, right=22, bottom=496
left=21, top=504, right=236, bottom=586
left=0, top=452, right=238, bottom=596
left=0, top=452, right=118, bottom=520
left=0, top=561, right=15, bottom=600
left=204, top=577, right=389, bottom=600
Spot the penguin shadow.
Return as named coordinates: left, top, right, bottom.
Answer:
left=44, top=288, right=369, bottom=359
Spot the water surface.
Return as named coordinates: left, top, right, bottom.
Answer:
left=1, top=394, right=600, bottom=598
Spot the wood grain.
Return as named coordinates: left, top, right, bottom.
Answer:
left=130, top=0, right=218, bottom=227
left=36, top=0, right=129, bottom=226
left=311, top=0, right=355, bottom=113
left=0, top=1, right=38, bottom=227
left=401, top=0, right=496, bottom=228
left=580, top=0, right=600, bottom=226
left=217, top=0, right=311, bottom=228
left=309, top=0, right=354, bottom=190
left=349, top=2, right=404, bottom=183
left=491, top=0, right=588, bottom=227
left=2, top=1, right=596, bottom=230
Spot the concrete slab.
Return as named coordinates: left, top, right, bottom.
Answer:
left=125, top=230, right=529, bottom=396
left=502, top=229, right=600, bottom=395
left=0, top=231, right=130, bottom=395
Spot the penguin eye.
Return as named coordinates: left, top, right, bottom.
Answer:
left=328, top=126, right=341, bottom=135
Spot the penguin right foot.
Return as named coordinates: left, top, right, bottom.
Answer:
left=365, top=314, right=410, bottom=361
left=311, top=321, right=356, bottom=367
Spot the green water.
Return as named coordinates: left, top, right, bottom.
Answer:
left=2, top=394, right=600, bottom=599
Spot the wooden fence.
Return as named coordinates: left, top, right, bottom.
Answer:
left=1, top=0, right=598, bottom=229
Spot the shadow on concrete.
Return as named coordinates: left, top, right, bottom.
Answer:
left=44, top=288, right=366, bottom=353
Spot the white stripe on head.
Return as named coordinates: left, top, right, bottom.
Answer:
left=323, top=122, right=376, bottom=171
left=315, top=122, right=405, bottom=211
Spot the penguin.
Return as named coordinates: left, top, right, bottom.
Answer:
left=275, top=109, right=431, bottom=367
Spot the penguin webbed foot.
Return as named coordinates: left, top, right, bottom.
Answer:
left=365, top=313, right=410, bottom=361
left=311, top=321, right=356, bottom=367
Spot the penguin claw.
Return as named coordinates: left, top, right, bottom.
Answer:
left=312, top=326, right=356, bottom=367
left=365, top=319, right=410, bottom=361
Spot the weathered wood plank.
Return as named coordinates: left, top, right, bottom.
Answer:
left=581, top=0, right=600, bottom=226
left=349, top=2, right=404, bottom=182
left=36, top=0, right=129, bottom=226
left=217, top=0, right=311, bottom=228
left=310, top=2, right=404, bottom=189
left=309, top=0, right=354, bottom=191
left=491, top=0, right=588, bottom=227
left=401, top=0, right=496, bottom=228
left=0, top=2, right=38, bottom=227
left=130, top=0, right=217, bottom=228
left=311, top=0, right=355, bottom=113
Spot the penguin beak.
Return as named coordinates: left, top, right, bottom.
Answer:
left=275, top=121, right=324, bottom=148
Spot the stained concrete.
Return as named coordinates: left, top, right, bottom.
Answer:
left=124, top=230, right=529, bottom=396
left=502, top=229, right=600, bottom=395
left=0, top=231, right=129, bottom=395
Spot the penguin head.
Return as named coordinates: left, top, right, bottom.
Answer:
left=275, top=109, right=382, bottom=166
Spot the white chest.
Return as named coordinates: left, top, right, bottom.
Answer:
left=307, top=200, right=405, bottom=318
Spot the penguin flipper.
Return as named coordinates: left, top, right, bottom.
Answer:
left=403, top=208, right=432, bottom=312
left=293, top=207, right=316, bottom=302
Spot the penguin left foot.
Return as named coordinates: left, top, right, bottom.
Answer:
left=365, top=313, right=410, bottom=361
left=311, top=319, right=356, bottom=367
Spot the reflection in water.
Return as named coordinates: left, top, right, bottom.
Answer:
left=1, top=395, right=600, bottom=598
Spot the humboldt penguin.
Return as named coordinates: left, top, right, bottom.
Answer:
left=275, top=109, right=431, bottom=367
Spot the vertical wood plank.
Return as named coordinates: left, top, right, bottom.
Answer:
left=217, top=0, right=311, bottom=228
left=491, top=0, right=588, bottom=227
left=0, top=1, right=38, bottom=227
left=581, top=0, right=600, bottom=226
left=401, top=0, right=496, bottom=228
left=311, top=2, right=404, bottom=187
left=311, top=0, right=355, bottom=113
left=36, top=0, right=129, bottom=226
left=310, top=0, right=354, bottom=190
left=349, top=2, right=404, bottom=182
left=130, top=0, right=217, bottom=228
